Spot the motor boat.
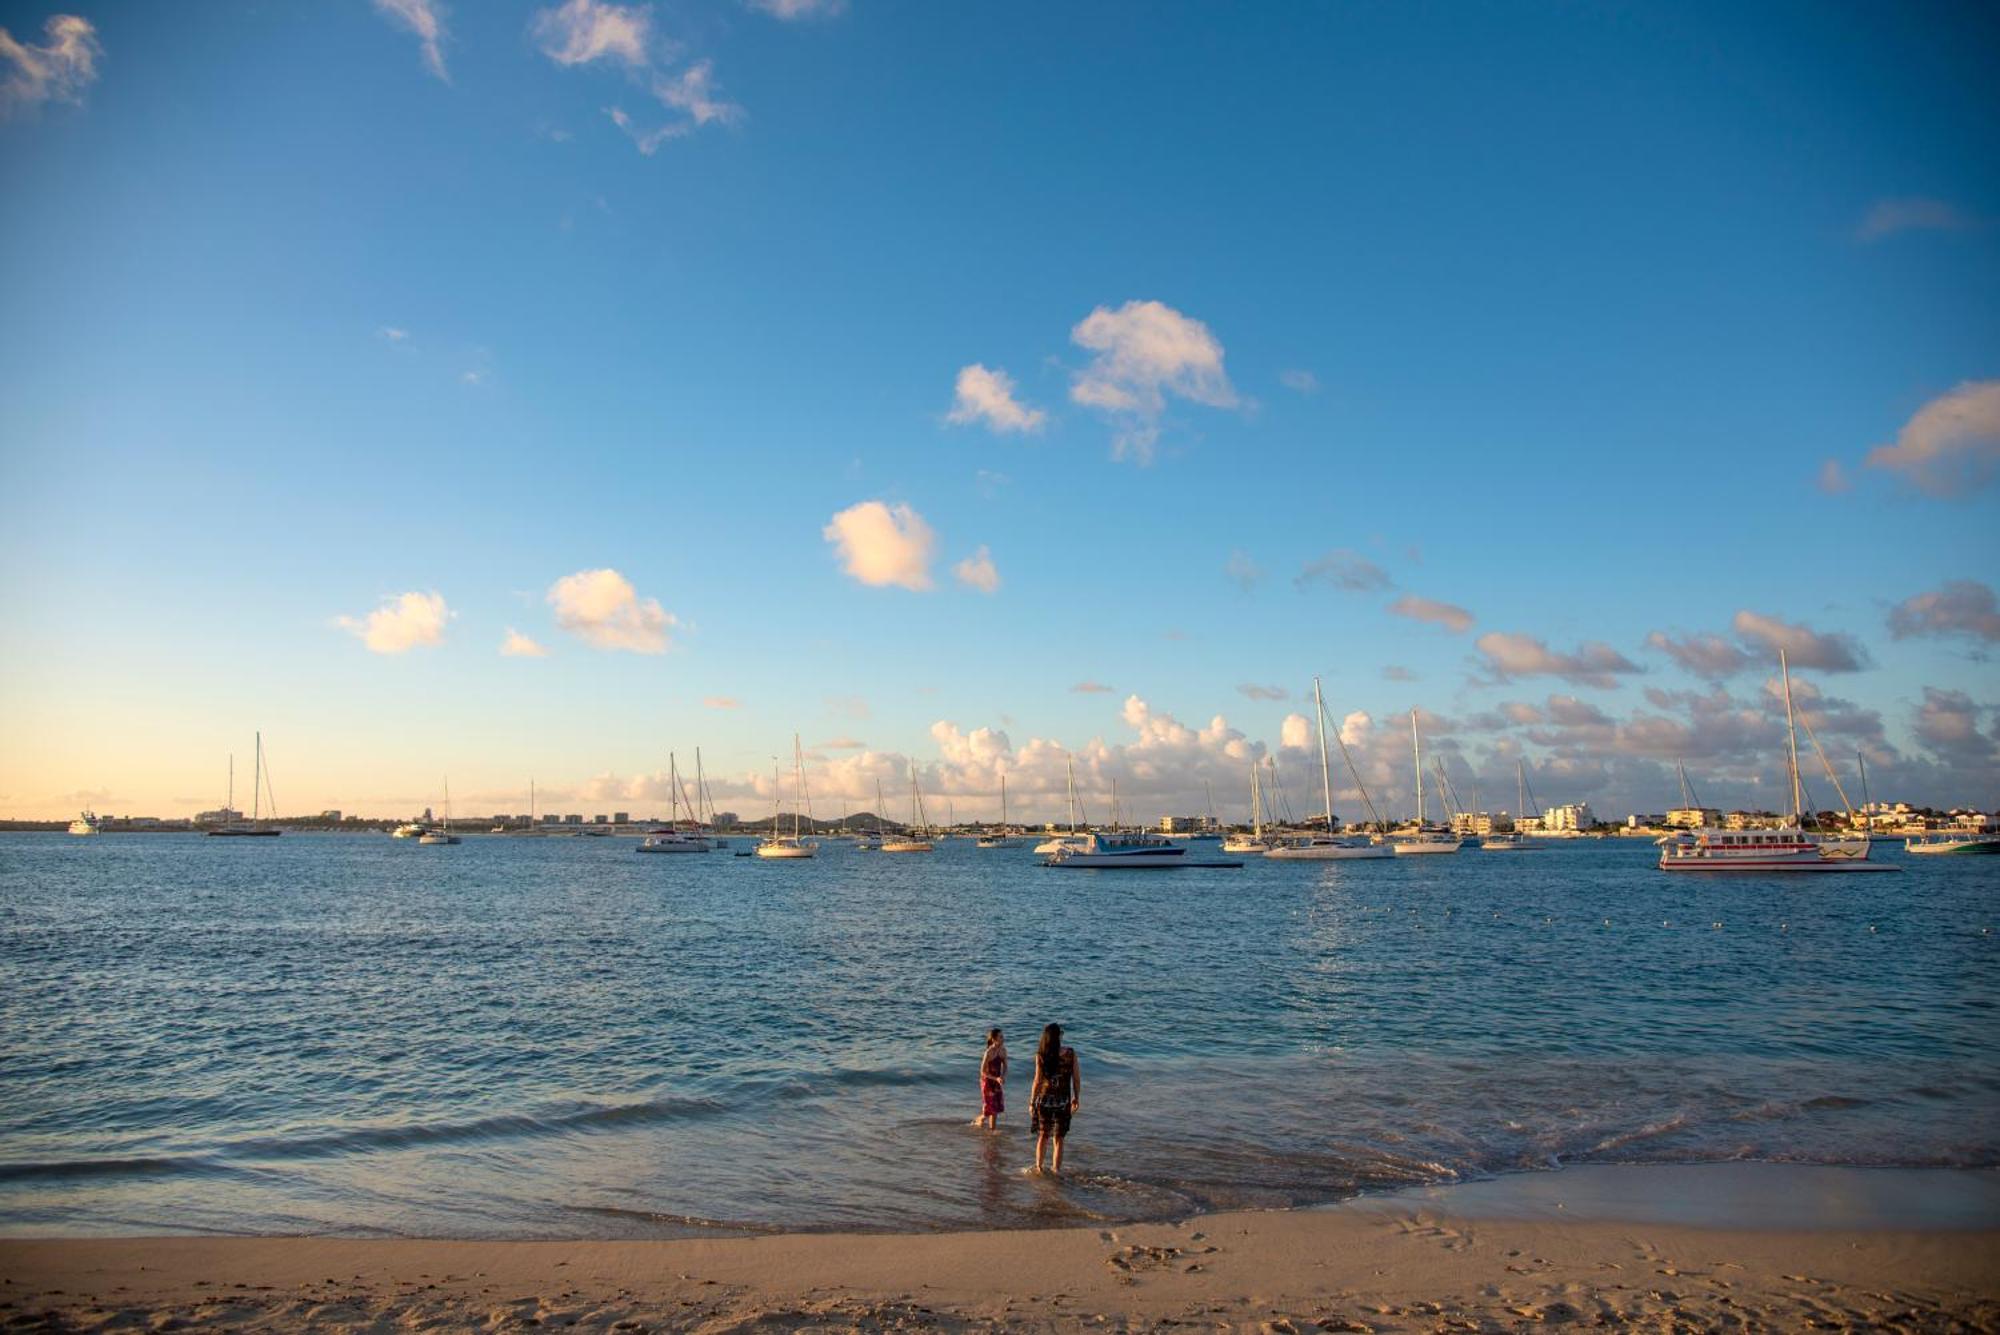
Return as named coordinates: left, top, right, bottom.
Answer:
left=638, top=827, right=712, bottom=853
left=1267, top=834, right=1390, bottom=860
left=68, top=811, right=101, bottom=836
left=1045, top=830, right=1186, bottom=868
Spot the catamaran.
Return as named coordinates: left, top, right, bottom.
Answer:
left=882, top=767, right=936, bottom=852
left=756, top=737, right=818, bottom=859
left=208, top=733, right=281, bottom=836
left=1268, top=677, right=1392, bottom=860
left=1389, top=712, right=1458, bottom=855
left=1658, top=652, right=1896, bottom=873
left=638, top=753, right=712, bottom=852
left=1481, top=761, right=1542, bottom=851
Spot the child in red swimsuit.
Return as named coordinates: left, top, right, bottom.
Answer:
left=974, top=1028, right=1006, bottom=1129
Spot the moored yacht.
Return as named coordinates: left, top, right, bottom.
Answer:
left=1045, top=829, right=1186, bottom=868
left=207, top=734, right=282, bottom=836
left=1907, top=833, right=2000, bottom=856
left=755, top=737, right=818, bottom=859
left=637, top=753, right=712, bottom=853
left=1033, top=756, right=1091, bottom=854
left=68, top=811, right=101, bottom=836
left=1267, top=677, right=1392, bottom=861
left=1221, top=758, right=1271, bottom=854
left=881, top=769, right=935, bottom=852
left=1480, top=761, right=1543, bottom=851
left=1388, top=711, right=1458, bottom=856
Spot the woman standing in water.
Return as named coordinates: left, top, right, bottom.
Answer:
left=1029, top=1023, right=1080, bottom=1175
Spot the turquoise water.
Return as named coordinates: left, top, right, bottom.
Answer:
left=0, top=833, right=1993, bottom=1237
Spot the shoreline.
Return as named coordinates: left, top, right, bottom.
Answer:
left=4, top=1164, right=1994, bottom=1331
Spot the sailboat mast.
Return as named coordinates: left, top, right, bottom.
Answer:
left=1065, top=756, right=1077, bottom=832
left=227, top=753, right=234, bottom=814
left=1411, top=711, right=1424, bottom=825
left=792, top=735, right=805, bottom=840
left=1780, top=651, right=1805, bottom=823
left=1857, top=750, right=1870, bottom=827
left=694, top=749, right=706, bottom=826
left=1000, top=773, right=1008, bottom=829
left=1313, top=676, right=1335, bottom=835
left=252, top=732, right=262, bottom=822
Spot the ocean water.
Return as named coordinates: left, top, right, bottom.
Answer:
left=0, top=832, right=1993, bottom=1238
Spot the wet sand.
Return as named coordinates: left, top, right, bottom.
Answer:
left=2, top=1165, right=1995, bottom=1331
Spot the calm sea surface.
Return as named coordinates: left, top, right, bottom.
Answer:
left=1, top=833, right=1994, bottom=1237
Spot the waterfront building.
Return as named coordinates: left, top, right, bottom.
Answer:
left=1667, top=806, right=1722, bottom=829
left=1542, top=802, right=1595, bottom=832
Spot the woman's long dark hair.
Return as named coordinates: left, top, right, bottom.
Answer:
left=1036, top=1023, right=1064, bottom=1081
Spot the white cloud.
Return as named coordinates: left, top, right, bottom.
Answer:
left=1645, top=630, right=1752, bottom=679
left=1387, top=594, right=1473, bottom=633
left=605, top=105, right=687, bottom=155
left=823, top=500, right=936, bottom=591
left=652, top=60, right=740, bottom=127
left=1913, top=687, right=1996, bottom=765
left=500, top=628, right=550, bottom=658
left=1887, top=579, right=2000, bottom=644
left=1864, top=380, right=2000, bottom=496
left=531, top=0, right=651, bottom=67
left=1279, top=713, right=1313, bottom=749
left=1730, top=610, right=1868, bottom=673
left=1475, top=632, right=1642, bottom=689
left=0, top=13, right=100, bottom=118
left=1278, top=368, right=1319, bottom=395
left=546, top=568, right=674, bottom=653
left=1295, top=549, right=1391, bottom=592
left=373, top=0, right=449, bottom=82
left=945, top=364, right=1046, bottom=434
left=337, top=591, right=451, bottom=655
left=1069, top=300, right=1236, bottom=464
left=953, top=545, right=1001, bottom=594
left=744, top=0, right=844, bottom=17
left=703, top=695, right=742, bottom=709
left=1856, top=197, right=1977, bottom=243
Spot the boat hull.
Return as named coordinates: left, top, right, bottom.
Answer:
left=1907, top=838, right=2000, bottom=856
left=755, top=843, right=816, bottom=859
left=1390, top=841, right=1459, bottom=855
left=1045, top=852, right=1186, bottom=868
left=1265, top=843, right=1390, bottom=860
left=1658, top=856, right=1899, bottom=872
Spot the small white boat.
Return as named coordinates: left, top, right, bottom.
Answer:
left=1222, top=758, right=1271, bottom=854
left=755, top=737, right=818, bottom=860
left=1482, top=762, right=1543, bottom=850
left=68, top=811, right=101, bottom=836
left=1907, top=834, right=2000, bottom=856
left=418, top=779, right=462, bottom=844
left=1268, top=835, right=1390, bottom=860
left=1046, top=830, right=1186, bottom=868
left=206, top=734, right=282, bottom=836
left=391, top=822, right=426, bottom=839
left=976, top=776, right=1023, bottom=847
left=1034, top=757, right=1091, bottom=855
left=1389, top=711, right=1458, bottom=856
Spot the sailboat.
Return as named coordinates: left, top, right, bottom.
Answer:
left=1658, top=652, right=1896, bottom=873
left=1481, top=761, right=1542, bottom=851
left=1221, top=758, right=1271, bottom=854
left=882, top=766, right=936, bottom=852
left=208, top=733, right=281, bottom=836
left=756, top=736, right=818, bottom=859
left=1268, top=678, right=1392, bottom=859
left=1033, top=757, right=1092, bottom=855
left=639, top=753, right=712, bottom=852
left=854, top=778, right=886, bottom=851
left=1389, top=712, right=1458, bottom=855
left=419, top=779, right=462, bottom=844
left=977, top=774, right=1021, bottom=847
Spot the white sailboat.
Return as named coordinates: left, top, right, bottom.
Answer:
left=1389, top=712, right=1458, bottom=855
left=1268, top=677, right=1392, bottom=860
left=639, top=753, right=712, bottom=853
left=418, top=778, right=461, bottom=844
left=208, top=733, right=281, bottom=836
left=977, top=773, right=1021, bottom=847
left=1658, top=652, right=1896, bottom=873
left=1033, top=756, right=1092, bottom=855
left=756, top=736, right=818, bottom=859
left=854, top=778, right=886, bottom=851
left=1221, top=758, right=1270, bottom=854
left=882, top=766, right=936, bottom=853
left=1481, top=761, right=1542, bottom=851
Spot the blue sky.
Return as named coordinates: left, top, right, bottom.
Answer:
left=1, top=0, right=1995, bottom=821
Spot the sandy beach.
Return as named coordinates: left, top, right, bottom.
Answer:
left=3, top=1167, right=1994, bottom=1332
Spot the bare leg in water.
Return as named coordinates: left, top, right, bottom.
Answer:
left=1033, top=1124, right=1050, bottom=1173
left=1049, top=1131, right=1065, bottom=1175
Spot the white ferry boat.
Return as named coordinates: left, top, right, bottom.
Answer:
left=1045, top=830, right=1186, bottom=868
left=67, top=811, right=101, bottom=836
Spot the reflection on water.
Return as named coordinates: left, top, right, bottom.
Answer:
left=0, top=833, right=1993, bottom=1236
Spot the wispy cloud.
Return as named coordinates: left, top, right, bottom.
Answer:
left=1816, top=458, right=1850, bottom=494
left=1278, top=368, right=1319, bottom=395
left=1223, top=549, right=1263, bottom=593
left=1236, top=683, right=1289, bottom=701
left=1645, top=630, right=1751, bottom=680
left=0, top=13, right=99, bottom=119
left=1295, top=549, right=1391, bottom=593
left=1475, top=632, right=1642, bottom=689
left=946, top=364, right=1046, bottom=434
left=824, top=500, right=936, bottom=591
left=532, top=0, right=651, bottom=67
left=1070, top=680, right=1114, bottom=694
left=1887, top=579, right=2000, bottom=644
left=373, top=0, right=449, bottom=82
left=1856, top=197, right=1978, bottom=243
left=500, top=628, right=549, bottom=658
left=1382, top=665, right=1417, bottom=682
left=1731, top=609, right=1868, bottom=673
left=337, top=591, right=452, bottom=654
left=1070, top=300, right=1236, bottom=464
left=652, top=59, right=740, bottom=126
left=1387, top=594, right=1472, bottom=633
left=703, top=696, right=742, bottom=710
left=547, top=568, right=674, bottom=653
left=377, top=325, right=410, bottom=343
left=816, top=736, right=866, bottom=749
left=1864, top=379, right=2000, bottom=496
left=953, top=545, right=1001, bottom=594
left=744, top=0, right=844, bottom=17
